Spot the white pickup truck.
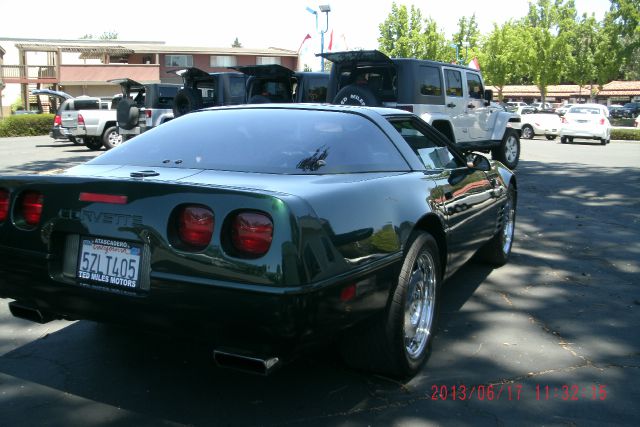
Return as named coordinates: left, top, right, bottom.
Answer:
left=60, top=97, right=122, bottom=150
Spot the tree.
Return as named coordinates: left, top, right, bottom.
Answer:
left=378, top=2, right=450, bottom=61
left=478, top=21, right=531, bottom=100
left=452, top=14, right=481, bottom=63
left=523, top=0, right=577, bottom=104
left=232, top=37, right=242, bottom=48
left=567, top=13, right=600, bottom=99
left=607, top=0, right=640, bottom=79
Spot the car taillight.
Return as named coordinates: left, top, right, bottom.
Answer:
left=231, top=212, right=273, bottom=257
left=54, top=115, right=62, bottom=126
left=77, top=114, right=85, bottom=126
left=599, top=118, right=605, bottom=125
left=561, top=117, right=568, bottom=124
left=145, top=110, right=152, bottom=118
left=21, top=191, right=44, bottom=226
left=177, top=205, right=214, bottom=249
left=0, top=188, right=9, bottom=222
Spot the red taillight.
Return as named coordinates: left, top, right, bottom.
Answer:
left=79, top=192, right=128, bottom=204
left=231, top=212, right=273, bottom=257
left=561, top=117, right=568, bottom=124
left=77, top=114, right=85, bottom=126
left=54, top=115, right=62, bottom=126
left=177, top=205, right=214, bottom=249
left=599, top=118, right=605, bottom=125
left=21, top=191, right=43, bottom=226
left=0, top=188, right=9, bottom=222
left=145, top=110, right=152, bottom=118
left=340, top=284, right=357, bottom=302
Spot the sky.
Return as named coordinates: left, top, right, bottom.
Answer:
left=2, top=0, right=612, bottom=53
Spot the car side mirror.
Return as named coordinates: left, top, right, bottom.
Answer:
left=484, top=89, right=493, bottom=102
left=466, top=153, right=491, bottom=172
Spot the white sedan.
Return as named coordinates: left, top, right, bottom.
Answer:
left=560, top=104, right=611, bottom=145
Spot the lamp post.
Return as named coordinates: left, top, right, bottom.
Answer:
left=306, top=4, right=331, bottom=71
left=319, top=5, right=331, bottom=71
left=450, top=43, right=460, bottom=64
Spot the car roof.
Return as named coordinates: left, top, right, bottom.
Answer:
left=199, top=102, right=413, bottom=119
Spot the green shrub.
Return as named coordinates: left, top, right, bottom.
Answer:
left=611, top=128, right=640, bottom=141
left=0, top=114, right=54, bottom=137
left=610, top=118, right=635, bottom=127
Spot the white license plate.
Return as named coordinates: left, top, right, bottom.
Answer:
left=77, top=237, right=141, bottom=289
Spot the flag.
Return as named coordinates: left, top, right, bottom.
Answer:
left=328, top=30, right=334, bottom=51
left=468, top=57, right=480, bottom=70
left=298, top=34, right=312, bottom=53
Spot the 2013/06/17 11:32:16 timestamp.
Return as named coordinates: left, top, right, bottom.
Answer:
left=536, top=384, right=607, bottom=401
left=429, top=384, right=607, bottom=401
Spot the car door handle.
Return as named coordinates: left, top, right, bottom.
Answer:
left=447, top=103, right=456, bottom=108
left=467, top=104, right=475, bottom=109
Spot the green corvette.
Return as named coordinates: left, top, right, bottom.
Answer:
left=0, top=104, right=516, bottom=378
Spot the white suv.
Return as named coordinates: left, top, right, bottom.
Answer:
left=321, top=50, right=522, bottom=169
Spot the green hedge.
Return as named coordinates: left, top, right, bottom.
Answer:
left=611, top=128, right=640, bottom=141
left=610, top=118, right=635, bottom=127
left=0, top=114, right=54, bottom=137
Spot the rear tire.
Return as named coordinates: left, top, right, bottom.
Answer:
left=84, top=137, right=103, bottom=151
left=521, top=125, right=534, bottom=139
left=476, top=185, right=516, bottom=266
left=332, top=84, right=381, bottom=107
left=340, top=232, right=440, bottom=379
left=69, top=136, right=83, bottom=146
left=173, top=89, right=203, bottom=117
left=545, top=135, right=556, bottom=140
left=491, top=129, right=520, bottom=169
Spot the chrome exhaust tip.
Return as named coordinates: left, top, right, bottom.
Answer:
left=213, top=349, right=280, bottom=376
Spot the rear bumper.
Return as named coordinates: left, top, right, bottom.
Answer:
left=560, top=127, right=608, bottom=139
left=0, top=245, right=396, bottom=357
left=118, top=126, right=143, bottom=136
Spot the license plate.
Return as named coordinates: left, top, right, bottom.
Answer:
left=77, top=237, right=141, bottom=289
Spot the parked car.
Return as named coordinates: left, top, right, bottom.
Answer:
left=170, top=68, right=247, bottom=118
left=555, top=104, right=574, bottom=116
left=620, top=102, right=640, bottom=118
left=171, top=66, right=329, bottom=117
left=110, top=79, right=182, bottom=138
left=506, top=101, right=528, bottom=112
left=57, top=96, right=113, bottom=147
left=0, top=104, right=516, bottom=379
left=530, top=102, right=554, bottom=112
left=31, top=89, right=74, bottom=141
left=320, top=50, right=522, bottom=169
left=519, top=108, right=562, bottom=140
left=608, top=104, right=626, bottom=118
left=560, top=103, right=611, bottom=145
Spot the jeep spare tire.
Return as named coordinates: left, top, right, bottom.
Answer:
left=333, top=84, right=381, bottom=107
left=173, top=89, right=203, bottom=118
left=117, top=99, right=139, bottom=130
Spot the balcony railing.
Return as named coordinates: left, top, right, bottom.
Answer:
left=0, top=65, right=58, bottom=82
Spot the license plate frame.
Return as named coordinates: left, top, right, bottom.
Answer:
left=76, top=236, right=142, bottom=290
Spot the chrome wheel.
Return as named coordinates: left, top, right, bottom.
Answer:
left=404, top=251, right=437, bottom=359
left=107, top=131, right=123, bottom=147
left=502, top=195, right=515, bottom=255
left=522, top=126, right=533, bottom=139
left=504, top=135, right=519, bottom=164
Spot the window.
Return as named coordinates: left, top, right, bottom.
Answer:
left=256, top=56, right=281, bottom=65
left=390, top=119, right=458, bottom=170
left=89, top=109, right=410, bottom=174
left=466, top=73, right=484, bottom=99
left=164, top=55, right=193, bottom=67
left=301, top=78, right=328, bottom=102
left=210, top=55, right=237, bottom=67
left=419, top=66, right=442, bottom=96
left=445, top=69, right=463, bottom=97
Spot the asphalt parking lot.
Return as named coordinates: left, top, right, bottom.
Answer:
left=0, top=135, right=638, bottom=426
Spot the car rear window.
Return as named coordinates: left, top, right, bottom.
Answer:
left=89, top=108, right=410, bottom=174
left=569, top=107, right=601, bottom=114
